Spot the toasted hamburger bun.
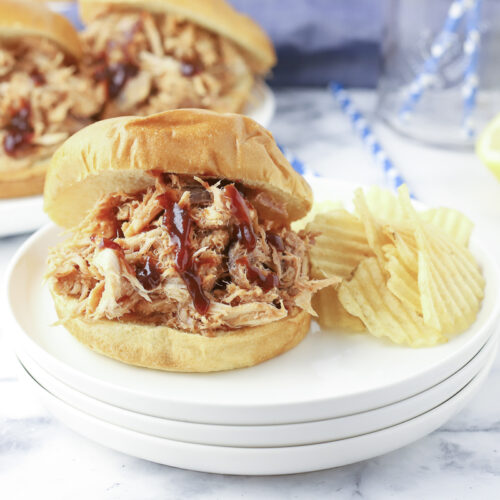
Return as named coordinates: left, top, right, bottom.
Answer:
left=46, top=109, right=313, bottom=372
left=52, top=292, right=311, bottom=372
left=44, top=109, right=313, bottom=228
left=79, top=0, right=276, bottom=73
left=0, top=0, right=82, bottom=59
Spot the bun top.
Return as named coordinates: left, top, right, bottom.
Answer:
left=44, top=109, right=313, bottom=228
left=0, top=0, right=82, bottom=59
left=79, top=0, right=276, bottom=73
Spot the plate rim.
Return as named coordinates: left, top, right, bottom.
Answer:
left=15, top=335, right=497, bottom=447
left=18, top=348, right=495, bottom=475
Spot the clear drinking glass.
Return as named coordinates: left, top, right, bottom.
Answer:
left=377, top=0, right=500, bottom=149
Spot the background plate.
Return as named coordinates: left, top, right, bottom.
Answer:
left=0, top=195, right=48, bottom=238
left=6, top=178, right=500, bottom=424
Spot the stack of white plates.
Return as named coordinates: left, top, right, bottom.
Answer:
left=6, top=179, right=500, bottom=475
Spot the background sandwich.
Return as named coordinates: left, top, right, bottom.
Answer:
left=0, top=0, right=104, bottom=198
left=78, top=0, right=276, bottom=118
left=45, top=110, right=335, bottom=372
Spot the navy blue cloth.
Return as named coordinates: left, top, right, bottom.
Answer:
left=229, top=0, right=386, bottom=87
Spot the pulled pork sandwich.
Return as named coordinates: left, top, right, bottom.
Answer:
left=78, top=0, right=276, bottom=119
left=45, top=110, right=336, bottom=372
left=0, top=0, right=104, bottom=198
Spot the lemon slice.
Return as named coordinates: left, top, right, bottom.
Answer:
left=476, top=114, right=500, bottom=181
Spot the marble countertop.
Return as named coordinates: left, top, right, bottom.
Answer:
left=1, top=89, right=500, bottom=499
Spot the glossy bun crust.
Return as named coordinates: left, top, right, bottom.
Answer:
left=52, top=289, right=311, bottom=372
left=44, top=109, right=313, bottom=228
left=0, top=0, right=82, bottom=59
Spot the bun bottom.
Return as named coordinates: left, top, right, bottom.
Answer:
left=0, top=160, right=48, bottom=198
left=52, top=291, right=311, bottom=372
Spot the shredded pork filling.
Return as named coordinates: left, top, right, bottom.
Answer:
left=81, top=11, right=254, bottom=118
left=47, top=174, right=334, bottom=335
left=0, top=37, right=104, bottom=170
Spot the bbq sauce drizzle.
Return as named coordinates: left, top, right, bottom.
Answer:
left=224, top=185, right=280, bottom=293
left=236, top=257, right=279, bottom=293
left=91, top=236, right=160, bottom=288
left=157, top=191, right=211, bottom=315
left=223, top=184, right=257, bottom=251
left=94, top=60, right=139, bottom=99
left=3, top=101, right=34, bottom=156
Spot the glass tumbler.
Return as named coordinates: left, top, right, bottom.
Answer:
left=377, top=0, right=500, bottom=149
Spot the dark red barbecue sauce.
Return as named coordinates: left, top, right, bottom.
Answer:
left=180, top=60, right=202, bottom=77
left=98, top=237, right=122, bottom=252
left=135, top=256, right=161, bottom=290
left=223, top=184, right=257, bottom=251
left=266, top=232, right=285, bottom=252
left=3, top=101, right=34, bottom=156
left=157, top=191, right=210, bottom=315
left=95, top=61, right=139, bottom=99
left=30, top=69, right=46, bottom=86
left=236, top=257, right=279, bottom=293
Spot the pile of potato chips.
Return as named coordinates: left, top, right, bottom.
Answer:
left=307, top=186, right=485, bottom=347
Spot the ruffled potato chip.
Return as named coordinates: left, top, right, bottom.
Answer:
left=292, top=200, right=344, bottom=232
left=420, top=207, right=473, bottom=247
left=338, top=257, right=443, bottom=347
left=308, top=183, right=484, bottom=347
left=397, top=186, right=485, bottom=334
left=312, top=285, right=365, bottom=332
left=307, top=209, right=373, bottom=280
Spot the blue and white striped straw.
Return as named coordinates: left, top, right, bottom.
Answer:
left=462, top=0, right=482, bottom=138
left=329, top=82, right=412, bottom=195
left=278, top=144, right=318, bottom=177
left=399, top=0, right=468, bottom=121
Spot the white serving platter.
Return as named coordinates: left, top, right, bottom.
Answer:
left=0, top=195, right=48, bottom=238
left=6, top=179, right=500, bottom=425
left=0, top=80, right=274, bottom=238
left=17, top=346, right=496, bottom=475
left=16, top=334, right=497, bottom=448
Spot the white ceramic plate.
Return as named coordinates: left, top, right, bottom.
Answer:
left=244, top=79, right=275, bottom=128
left=6, top=179, right=500, bottom=425
left=6, top=178, right=500, bottom=425
left=18, top=346, right=496, bottom=475
left=0, top=195, right=48, bottom=238
left=16, top=334, right=497, bottom=448
left=0, top=81, right=273, bottom=238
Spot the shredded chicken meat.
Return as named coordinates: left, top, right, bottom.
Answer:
left=47, top=173, right=335, bottom=335
left=0, top=37, right=105, bottom=170
left=80, top=11, right=255, bottom=118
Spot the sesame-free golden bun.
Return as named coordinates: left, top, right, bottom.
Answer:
left=0, top=0, right=82, bottom=59
left=44, top=109, right=313, bottom=228
left=51, top=289, right=311, bottom=372
left=79, top=0, right=276, bottom=73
